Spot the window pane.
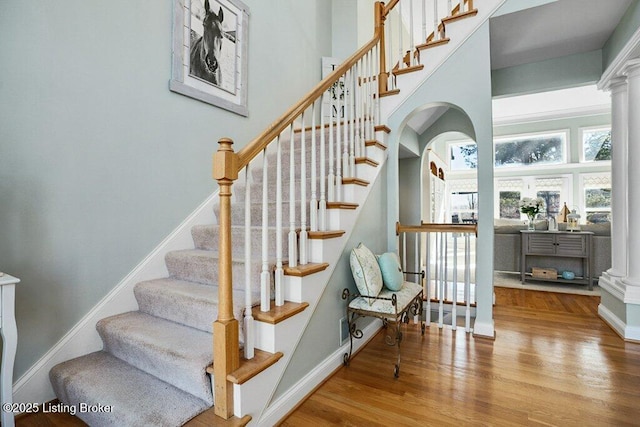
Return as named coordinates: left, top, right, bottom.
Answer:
left=450, top=143, right=477, bottom=170
left=495, top=134, right=564, bottom=168
left=499, top=191, right=521, bottom=219
left=586, top=212, right=611, bottom=224
left=450, top=192, right=478, bottom=211
left=585, top=188, right=611, bottom=208
left=536, top=191, right=561, bottom=217
left=583, top=129, right=611, bottom=161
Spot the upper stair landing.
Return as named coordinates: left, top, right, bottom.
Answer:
left=380, top=0, right=506, bottom=120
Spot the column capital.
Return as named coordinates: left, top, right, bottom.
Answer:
left=608, top=76, right=628, bottom=94
left=624, top=58, right=640, bottom=78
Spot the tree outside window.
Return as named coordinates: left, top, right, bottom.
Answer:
left=495, top=133, right=565, bottom=168
left=499, top=191, right=521, bottom=219
left=582, top=128, right=611, bottom=162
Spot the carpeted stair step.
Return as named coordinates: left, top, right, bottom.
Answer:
left=192, top=224, right=288, bottom=257
left=97, top=311, right=214, bottom=404
left=50, top=351, right=210, bottom=427
left=214, top=201, right=311, bottom=227
left=165, top=249, right=266, bottom=291
left=134, top=278, right=260, bottom=335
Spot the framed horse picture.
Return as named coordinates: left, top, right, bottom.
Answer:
left=170, top=0, right=250, bottom=116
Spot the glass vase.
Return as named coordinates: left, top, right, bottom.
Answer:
left=527, top=216, right=535, bottom=231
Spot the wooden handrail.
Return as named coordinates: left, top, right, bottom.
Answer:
left=236, top=3, right=393, bottom=170
left=396, top=221, right=477, bottom=236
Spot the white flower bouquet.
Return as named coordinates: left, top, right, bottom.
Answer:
left=519, top=197, right=545, bottom=220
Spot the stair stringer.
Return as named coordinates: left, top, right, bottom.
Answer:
left=231, top=135, right=389, bottom=423
left=380, top=0, right=507, bottom=122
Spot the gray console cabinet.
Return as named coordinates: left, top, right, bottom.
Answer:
left=520, top=231, right=593, bottom=290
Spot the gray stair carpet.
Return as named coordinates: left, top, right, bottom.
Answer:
left=48, top=126, right=339, bottom=425
left=50, top=351, right=210, bottom=427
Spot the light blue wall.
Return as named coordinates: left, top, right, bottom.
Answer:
left=492, top=50, right=603, bottom=97
left=0, top=0, right=332, bottom=378
left=602, top=0, right=640, bottom=70
left=386, top=22, right=495, bottom=335
left=274, top=162, right=388, bottom=398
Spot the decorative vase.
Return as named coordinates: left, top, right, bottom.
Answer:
left=527, top=215, right=535, bottom=231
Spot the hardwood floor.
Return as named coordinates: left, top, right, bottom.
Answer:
left=281, top=288, right=640, bottom=426
left=16, top=288, right=640, bottom=426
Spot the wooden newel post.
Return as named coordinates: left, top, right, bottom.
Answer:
left=376, top=1, right=389, bottom=94
left=212, top=137, right=239, bottom=419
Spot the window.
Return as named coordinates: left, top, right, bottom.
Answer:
left=581, top=173, right=611, bottom=224
left=450, top=192, right=478, bottom=223
left=494, top=176, right=569, bottom=220
left=581, top=127, right=611, bottom=162
left=449, top=141, right=477, bottom=171
left=494, top=132, right=567, bottom=168
left=499, top=191, right=521, bottom=219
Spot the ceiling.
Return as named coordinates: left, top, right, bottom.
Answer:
left=490, top=0, right=633, bottom=70
left=404, top=0, right=633, bottom=140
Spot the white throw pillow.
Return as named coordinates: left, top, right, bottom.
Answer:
left=349, top=243, right=383, bottom=302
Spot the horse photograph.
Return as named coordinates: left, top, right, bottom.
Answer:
left=189, top=0, right=237, bottom=94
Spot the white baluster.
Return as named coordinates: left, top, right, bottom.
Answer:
left=402, top=233, right=407, bottom=272
left=388, top=14, right=393, bottom=82
left=356, top=56, right=367, bottom=157
left=244, top=166, right=254, bottom=359
left=328, top=87, right=335, bottom=203
left=319, top=98, right=327, bottom=230
left=335, top=75, right=343, bottom=201
left=452, top=233, right=458, bottom=330
left=310, top=103, right=318, bottom=233
left=459, top=0, right=465, bottom=14
left=448, top=0, right=452, bottom=15
left=398, top=1, right=403, bottom=70
left=465, top=232, right=471, bottom=332
left=342, top=70, right=350, bottom=180
left=422, top=0, right=428, bottom=42
left=288, top=125, right=298, bottom=269
left=409, top=0, right=415, bottom=67
left=375, top=43, right=381, bottom=126
left=444, top=232, right=449, bottom=301
left=275, top=135, right=284, bottom=306
left=425, top=232, right=431, bottom=326
left=434, top=0, right=439, bottom=41
left=260, top=148, right=270, bottom=312
left=300, top=113, right=308, bottom=265
left=438, top=232, right=444, bottom=328
left=348, top=66, right=356, bottom=178
left=347, top=65, right=357, bottom=177
left=367, top=50, right=373, bottom=148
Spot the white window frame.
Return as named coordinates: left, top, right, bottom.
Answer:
left=579, top=126, right=612, bottom=163
left=579, top=172, right=611, bottom=223
left=494, top=175, right=571, bottom=220
left=447, top=139, right=477, bottom=172
left=494, top=129, right=570, bottom=170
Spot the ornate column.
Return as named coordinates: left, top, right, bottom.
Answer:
left=607, top=77, right=629, bottom=278
left=622, top=60, right=640, bottom=288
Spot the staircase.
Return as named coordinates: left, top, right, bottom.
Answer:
left=48, top=0, right=496, bottom=425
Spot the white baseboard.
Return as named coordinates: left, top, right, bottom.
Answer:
left=258, top=320, right=382, bottom=426
left=13, top=191, right=218, bottom=405
left=598, top=303, right=626, bottom=339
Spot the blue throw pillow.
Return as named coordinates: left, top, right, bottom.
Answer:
left=377, top=252, right=404, bottom=291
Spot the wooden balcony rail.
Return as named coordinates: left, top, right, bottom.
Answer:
left=396, top=221, right=477, bottom=332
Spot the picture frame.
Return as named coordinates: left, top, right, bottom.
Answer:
left=170, top=0, right=250, bottom=116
